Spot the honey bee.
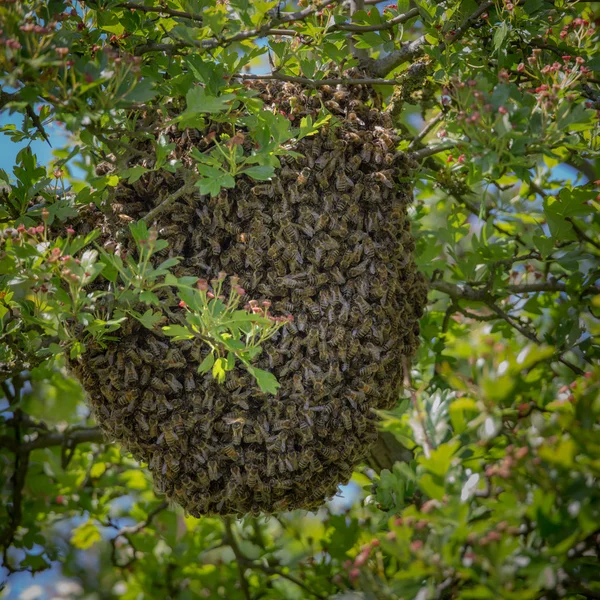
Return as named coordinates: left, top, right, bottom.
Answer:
left=318, top=340, right=330, bottom=361
left=165, top=454, right=181, bottom=474
left=305, top=299, right=320, bottom=318
left=147, top=336, right=168, bottom=357
left=246, top=465, right=259, bottom=487
left=310, top=454, right=323, bottom=473
left=182, top=371, right=196, bottom=392
left=317, top=444, right=340, bottom=462
left=164, top=427, right=179, bottom=449
left=163, top=373, right=182, bottom=394
left=192, top=467, right=209, bottom=488
left=231, top=464, right=244, bottom=485
left=355, top=415, right=367, bottom=435
left=298, top=420, right=313, bottom=443
left=122, top=363, right=137, bottom=386
left=357, top=316, right=374, bottom=338
left=88, top=353, right=108, bottom=368
left=100, top=385, right=117, bottom=402
left=335, top=172, right=354, bottom=192
left=359, top=363, right=379, bottom=376
left=165, top=347, right=186, bottom=369
left=373, top=170, right=394, bottom=189
left=251, top=183, right=273, bottom=197
left=223, top=416, right=246, bottom=445
left=340, top=409, right=353, bottom=431
left=298, top=448, right=314, bottom=470
left=136, top=364, right=150, bottom=387
left=354, top=296, right=371, bottom=315
left=296, top=168, right=310, bottom=187
left=156, top=393, right=172, bottom=418
left=346, top=155, right=362, bottom=174
left=207, top=460, right=220, bottom=481
left=141, top=390, right=155, bottom=412
left=222, top=444, right=239, bottom=460
left=348, top=338, right=360, bottom=360
left=245, top=247, right=263, bottom=270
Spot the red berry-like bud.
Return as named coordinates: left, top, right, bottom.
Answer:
left=197, top=279, right=208, bottom=291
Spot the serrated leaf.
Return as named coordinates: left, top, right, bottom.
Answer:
left=136, top=309, right=163, bottom=329
left=246, top=366, right=280, bottom=395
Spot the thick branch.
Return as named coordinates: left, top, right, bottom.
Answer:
left=1, top=426, right=105, bottom=455
left=366, top=36, right=428, bottom=78
left=366, top=0, right=494, bottom=77
left=410, top=142, right=455, bottom=160
left=143, top=180, right=195, bottom=224
left=234, top=72, right=402, bottom=87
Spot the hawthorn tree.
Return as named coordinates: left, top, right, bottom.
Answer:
left=1, top=0, right=599, bottom=599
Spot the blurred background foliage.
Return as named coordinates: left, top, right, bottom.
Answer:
left=1, top=0, right=599, bottom=599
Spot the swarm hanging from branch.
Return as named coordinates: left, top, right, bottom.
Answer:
left=69, top=79, right=427, bottom=516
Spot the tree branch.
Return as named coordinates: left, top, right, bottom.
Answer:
left=114, top=501, right=169, bottom=537
left=224, top=518, right=252, bottom=600
left=116, top=1, right=203, bottom=22
left=430, top=279, right=588, bottom=376
left=0, top=89, right=51, bottom=146
left=143, top=180, right=196, bottom=224
left=410, top=142, right=455, bottom=159
left=329, top=7, right=419, bottom=32
left=1, top=426, right=106, bottom=455
left=234, top=72, right=403, bottom=87
left=366, top=0, right=494, bottom=77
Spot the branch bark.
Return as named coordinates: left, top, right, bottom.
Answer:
left=365, top=0, right=494, bottom=77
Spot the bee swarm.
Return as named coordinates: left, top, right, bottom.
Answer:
left=70, top=80, right=428, bottom=516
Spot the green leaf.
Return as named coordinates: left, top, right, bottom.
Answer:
left=162, top=325, right=193, bottom=339
left=240, top=165, right=275, bottom=181
left=198, top=351, right=215, bottom=374
left=212, top=357, right=227, bottom=383
left=195, top=165, right=236, bottom=197
left=226, top=351, right=235, bottom=370
left=71, top=520, right=101, bottom=550
left=121, top=166, right=148, bottom=184
left=246, top=366, right=280, bottom=395
left=183, top=86, right=236, bottom=115
left=129, top=220, right=149, bottom=248
left=493, top=21, right=509, bottom=52
left=136, top=309, right=163, bottom=330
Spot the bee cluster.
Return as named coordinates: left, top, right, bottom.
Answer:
left=69, top=79, right=428, bottom=516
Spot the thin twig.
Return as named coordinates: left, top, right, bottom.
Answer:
left=224, top=518, right=252, bottom=600
left=329, top=7, right=419, bottom=32
left=114, top=501, right=169, bottom=537
left=408, top=112, right=445, bottom=149
left=402, top=356, right=434, bottom=453
left=116, top=1, right=204, bottom=21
